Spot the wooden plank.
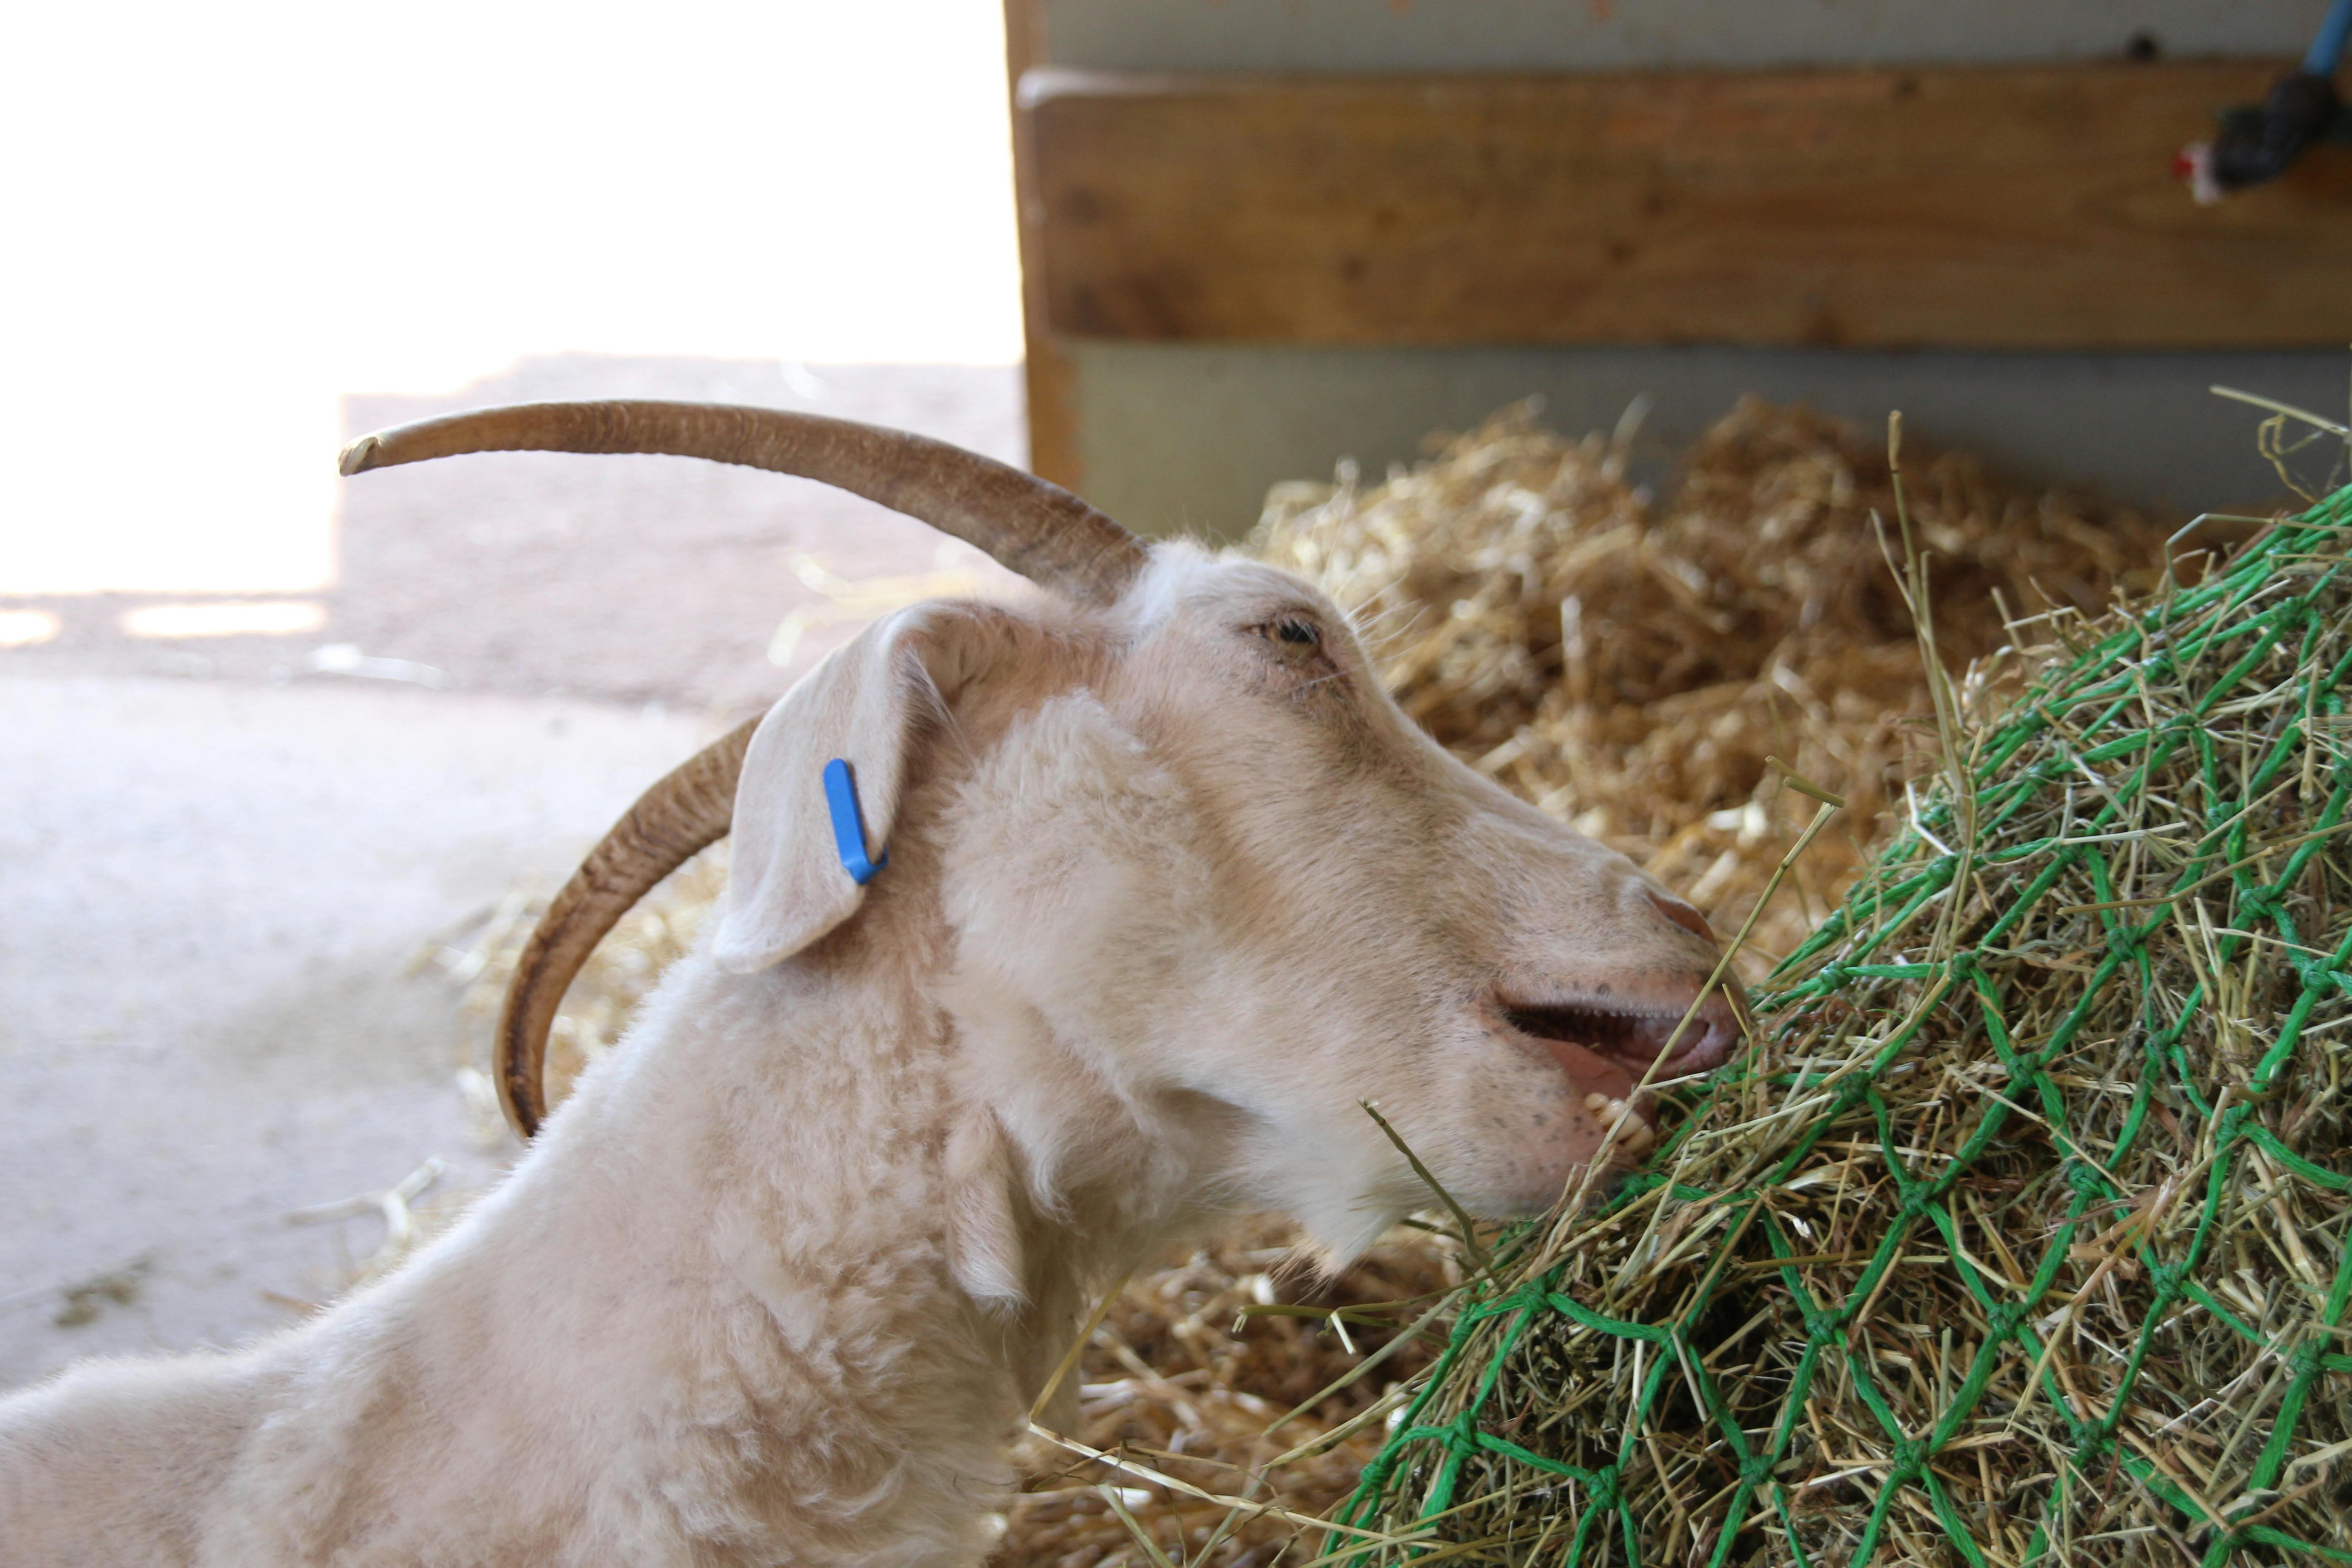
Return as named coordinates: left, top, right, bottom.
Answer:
left=1020, top=63, right=2352, bottom=350
left=1003, top=0, right=1084, bottom=492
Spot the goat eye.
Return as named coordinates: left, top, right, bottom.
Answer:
left=1274, top=617, right=1319, bottom=648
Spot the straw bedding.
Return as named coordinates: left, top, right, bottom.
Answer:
left=448, top=399, right=2224, bottom=1566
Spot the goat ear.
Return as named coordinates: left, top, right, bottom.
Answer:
left=713, top=606, right=988, bottom=974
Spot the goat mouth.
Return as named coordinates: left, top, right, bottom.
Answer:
left=1499, top=998, right=1738, bottom=1119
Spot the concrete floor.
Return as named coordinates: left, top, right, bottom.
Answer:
left=0, top=357, right=1021, bottom=1390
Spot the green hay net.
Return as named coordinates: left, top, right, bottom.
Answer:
left=1338, top=487, right=2352, bottom=1566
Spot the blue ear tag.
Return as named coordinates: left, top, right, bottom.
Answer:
left=822, top=758, right=889, bottom=885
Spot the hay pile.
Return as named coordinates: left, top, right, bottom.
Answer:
left=998, top=1223, right=1458, bottom=1565
left=446, top=399, right=2193, bottom=1567
left=1256, top=398, right=2178, bottom=971
left=1340, top=479, right=2352, bottom=1564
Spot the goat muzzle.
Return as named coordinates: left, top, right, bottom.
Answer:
left=1500, top=985, right=1746, bottom=1128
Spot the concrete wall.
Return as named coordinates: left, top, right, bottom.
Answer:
left=1032, top=0, right=2346, bottom=535
left=1073, top=344, right=2347, bottom=537
left=1040, top=0, right=2327, bottom=73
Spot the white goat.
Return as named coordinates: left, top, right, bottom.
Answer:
left=0, top=403, right=1741, bottom=1567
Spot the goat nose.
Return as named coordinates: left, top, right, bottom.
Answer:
left=1647, top=889, right=1715, bottom=943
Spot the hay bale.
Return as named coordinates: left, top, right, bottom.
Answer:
left=1338, top=482, right=2352, bottom=1564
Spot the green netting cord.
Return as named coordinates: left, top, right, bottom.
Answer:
left=1337, top=485, right=2352, bottom=1567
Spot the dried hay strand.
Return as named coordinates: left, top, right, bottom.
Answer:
left=1337, top=470, right=2352, bottom=1566
left=1254, top=397, right=2180, bottom=975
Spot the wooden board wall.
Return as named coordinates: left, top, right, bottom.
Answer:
left=1018, top=63, right=2352, bottom=353
left=1003, top=0, right=1083, bottom=489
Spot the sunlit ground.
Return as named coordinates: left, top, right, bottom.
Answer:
left=0, top=0, right=1022, bottom=603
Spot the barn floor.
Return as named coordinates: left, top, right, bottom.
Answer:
left=0, top=357, right=1021, bottom=1389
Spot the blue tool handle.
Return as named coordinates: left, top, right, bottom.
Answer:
left=823, top=758, right=889, bottom=885
left=2308, top=0, right=2352, bottom=76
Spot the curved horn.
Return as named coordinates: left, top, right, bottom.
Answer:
left=494, top=718, right=757, bottom=1139
left=346, top=402, right=1149, bottom=1137
left=339, top=400, right=1148, bottom=605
